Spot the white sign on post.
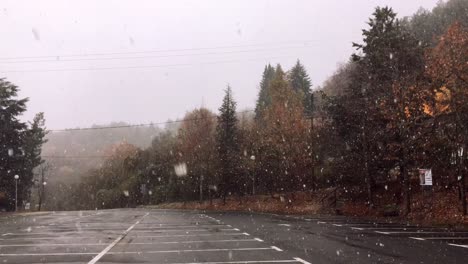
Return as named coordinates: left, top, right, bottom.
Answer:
left=418, top=169, right=432, bottom=186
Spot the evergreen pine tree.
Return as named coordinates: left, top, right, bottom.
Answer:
left=0, top=79, right=28, bottom=210
left=255, top=64, right=276, bottom=121
left=23, top=112, right=48, bottom=201
left=216, top=86, right=240, bottom=203
left=289, top=60, right=313, bottom=114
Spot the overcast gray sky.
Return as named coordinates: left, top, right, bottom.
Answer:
left=0, top=0, right=439, bottom=130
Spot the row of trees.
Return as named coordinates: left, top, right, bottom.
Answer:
left=322, top=4, right=468, bottom=214
left=63, top=1, right=467, bottom=215
left=0, top=79, right=47, bottom=211
left=64, top=61, right=313, bottom=210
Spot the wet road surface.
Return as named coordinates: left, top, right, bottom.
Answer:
left=0, top=209, right=466, bottom=263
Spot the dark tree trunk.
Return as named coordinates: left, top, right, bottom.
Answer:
left=401, top=161, right=411, bottom=215
left=459, top=144, right=466, bottom=215
left=362, top=128, right=373, bottom=208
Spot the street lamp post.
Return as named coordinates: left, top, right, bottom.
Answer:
left=14, top=175, right=19, bottom=212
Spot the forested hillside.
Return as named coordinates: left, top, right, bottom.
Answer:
left=41, top=0, right=468, bottom=222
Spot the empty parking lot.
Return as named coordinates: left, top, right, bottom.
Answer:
left=0, top=209, right=467, bottom=263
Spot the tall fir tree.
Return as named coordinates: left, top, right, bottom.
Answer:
left=255, top=64, right=276, bottom=121
left=0, top=79, right=28, bottom=210
left=289, top=60, right=313, bottom=114
left=353, top=6, right=427, bottom=212
left=0, top=79, right=47, bottom=211
left=216, top=86, right=240, bottom=203
left=23, top=112, right=48, bottom=202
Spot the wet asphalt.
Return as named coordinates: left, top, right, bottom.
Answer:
left=0, top=209, right=466, bottom=263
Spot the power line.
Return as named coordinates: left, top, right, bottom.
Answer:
left=0, top=40, right=316, bottom=61
left=0, top=45, right=314, bottom=64
left=0, top=54, right=300, bottom=74
left=49, top=109, right=254, bottom=132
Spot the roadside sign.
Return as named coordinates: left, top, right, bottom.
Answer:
left=418, top=169, right=432, bottom=186
left=174, top=163, right=187, bottom=177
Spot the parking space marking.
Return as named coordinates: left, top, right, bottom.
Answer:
left=409, top=237, right=426, bottom=241
left=376, top=231, right=468, bottom=235
left=294, top=257, right=312, bottom=264
left=165, top=260, right=302, bottom=264
left=0, top=235, right=117, bottom=241
left=448, top=243, right=468, bottom=249
left=271, top=246, right=283, bottom=252
left=0, top=239, right=263, bottom=247
left=0, top=252, right=96, bottom=257
left=352, top=227, right=442, bottom=230
left=340, top=223, right=411, bottom=226
left=1, top=231, right=121, bottom=236
left=127, top=233, right=247, bottom=238
left=88, top=212, right=148, bottom=264
left=128, top=228, right=239, bottom=233
left=30, top=225, right=232, bottom=231
left=409, top=237, right=468, bottom=240
left=254, top=238, right=264, bottom=242
left=106, top=247, right=277, bottom=254
left=0, top=243, right=107, bottom=247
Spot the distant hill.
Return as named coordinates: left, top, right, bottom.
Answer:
left=42, top=122, right=163, bottom=184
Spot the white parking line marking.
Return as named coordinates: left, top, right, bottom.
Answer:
left=278, top=224, right=291, bottom=227
left=409, top=237, right=426, bottom=241
left=332, top=224, right=342, bottom=227
left=1, top=231, right=120, bottom=236
left=254, top=238, right=264, bottom=242
left=351, top=227, right=364, bottom=230
left=271, top=246, right=283, bottom=251
left=88, top=212, right=148, bottom=264
left=166, top=260, right=300, bottom=264
left=0, top=243, right=107, bottom=247
left=106, top=247, right=276, bottom=254
left=243, top=232, right=250, bottom=236
left=317, top=221, right=327, bottom=224
left=354, top=227, right=440, bottom=230
left=0, top=252, right=96, bottom=256
left=448, top=243, right=468, bottom=249
left=129, top=228, right=239, bottom=233
left=0, top=236, right=117, bottom=241
left=375, top=231, right=390, bottom=234
left=0, top=239, right=262, bottom=247
left=130, top=233, right=247, bottom=238
left=34, top=225, right=232, bottom=231
left=340, top=223, right=411, bottom=226
left=410, top=237, right=468, bottom=240
left=294, top=257, right=312, bottom=264
left=376, top=231, right=468, bottom=235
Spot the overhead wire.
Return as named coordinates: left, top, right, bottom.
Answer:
left=0, top=44, right=314, bottom=64
left=0, top=40, right=316, bottom=61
